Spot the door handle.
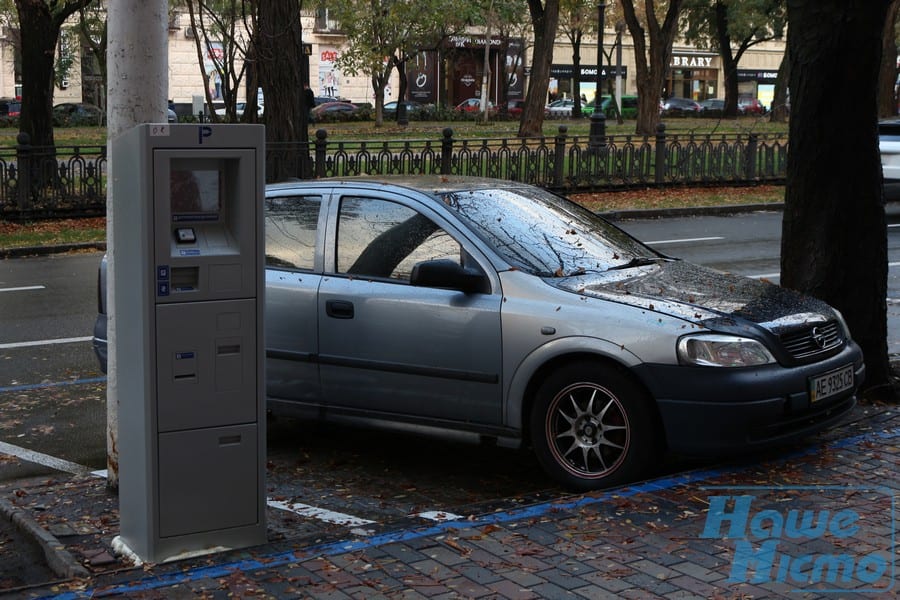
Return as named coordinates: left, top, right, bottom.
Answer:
left=326, top=299, right=354, bottom=319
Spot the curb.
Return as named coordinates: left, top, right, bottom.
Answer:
left=0, top=241, right=106, bottom=260
left=0, top=497, right=89, bottom=580
left=600, top=201, right=784, bottom=221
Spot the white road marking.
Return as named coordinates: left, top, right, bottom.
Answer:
left=0, top=440, right=94, bottom=475
left=414, top=510, right=464, bottom=522
left=645, top=236, right=724, bottom=245
left=266, top=499, right=376, bottom=527
left=0, top=285, right=45, bottom=293
left=0, top=336, right=92, bottom=350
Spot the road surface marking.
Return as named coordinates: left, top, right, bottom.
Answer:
left=266, top=499, right=376, bottom=527
left=0, top=336, right=92, bottom=350
left=414, top=510, right=464, bottom=522
left=0, top=285, right=45, bottom=293
left=645, top=236, right=724, bottom=245
left=0, top=440, right=94, bottom=475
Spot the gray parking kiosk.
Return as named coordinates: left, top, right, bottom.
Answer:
left=111, top=124, right=266, bottom=562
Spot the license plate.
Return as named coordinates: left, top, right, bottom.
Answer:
left=809, top=364, right=854, bottom=403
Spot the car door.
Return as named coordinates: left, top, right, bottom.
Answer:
left=264, top=189, right=328, bottom=404
left=317, top=190, right=504, bottom=425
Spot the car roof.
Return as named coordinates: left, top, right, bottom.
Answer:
left=266, top=175, right=535, bottom=197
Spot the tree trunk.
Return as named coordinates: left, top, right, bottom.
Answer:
left=15, top=3, right=60, bottom=148
left=877, top=0, right=900, bottom=118
left=769, top=46, right=790, bottom=122
left=714, top=2, right=739, bottom=118
left=621, top=0, right=684, bottom=136
left=518, top=0, right=560, bottom=137
left=256, top=0, right=307, bottom=180
left=782, top=0, right=894, bottom=396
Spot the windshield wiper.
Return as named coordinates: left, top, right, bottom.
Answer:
left=606, top=256, right=665, bottom=271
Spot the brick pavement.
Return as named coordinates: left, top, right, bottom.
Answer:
left=0, top=402, right=896, bottom=599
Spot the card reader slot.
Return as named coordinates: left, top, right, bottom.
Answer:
left=170, top=266, right=199, bottom=292
left=217, top=344, right=241, bottom=355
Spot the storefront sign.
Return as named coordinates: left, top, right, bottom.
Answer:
left=738, top=69, right=780, bottom=82
left=550, top=65, right=627, bottom=81
left=670, top=54, right=716, bottom=68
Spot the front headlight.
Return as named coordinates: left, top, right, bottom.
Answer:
left=677, top=334, right=775, bottom=367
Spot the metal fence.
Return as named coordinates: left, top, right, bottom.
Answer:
left=1, top=124, right=787, bottom=220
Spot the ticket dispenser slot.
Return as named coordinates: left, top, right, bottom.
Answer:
left=112, top=124, right=265, bottom=563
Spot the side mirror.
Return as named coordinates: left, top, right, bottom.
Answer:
left=410, top=259, right=488, bottom=294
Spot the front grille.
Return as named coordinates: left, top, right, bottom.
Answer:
left=780, top=321, right=844, bottom=360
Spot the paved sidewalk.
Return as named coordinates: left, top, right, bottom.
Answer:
left=0, top=401, right=896, bottom=599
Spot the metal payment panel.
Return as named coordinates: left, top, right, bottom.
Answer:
left=112, top=123, right=266, bottom=562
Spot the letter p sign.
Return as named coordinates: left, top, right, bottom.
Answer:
left=198, top=125, right=213, bottom=144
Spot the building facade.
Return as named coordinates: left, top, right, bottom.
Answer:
left=0, top=9, right=786, bottom=114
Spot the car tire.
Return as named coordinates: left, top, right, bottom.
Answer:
left=530, top=360, right=657, bottom=491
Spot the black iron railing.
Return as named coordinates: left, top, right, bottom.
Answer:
left=1, top=125, right=787, bottom=220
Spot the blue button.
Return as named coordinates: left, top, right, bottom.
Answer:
left=158, top=265, right=169, bottom=280
left=157, top=282, right=170, bottom=296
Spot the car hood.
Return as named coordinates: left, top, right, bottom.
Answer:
left=549, top=259, right=838, bottom=335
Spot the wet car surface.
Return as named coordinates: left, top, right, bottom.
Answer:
left=95, top=176, right=864, bottom=491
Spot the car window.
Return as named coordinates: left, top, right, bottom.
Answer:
left=265, top=195, right=322, bottom=270
left=336, top=196, right=461, bottom=282
left=441, top=187, right=653, bottom=277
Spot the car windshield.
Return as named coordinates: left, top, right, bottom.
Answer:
left=440, top=187, right=657, bottom=277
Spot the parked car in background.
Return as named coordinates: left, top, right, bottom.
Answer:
left=881, top=118, right=900, bottom=201
left=507, top=100, right=526, bottom=117
left=880, top=117, right=900, bottom=180
left=544, top=98, right=576, bottom=117
left=455, top=97, right=495, bottom=114
left=698, top=98, right=725, bottom=116
left=94, top=175, right=863, bottom=491
left=660, top=97, right=701, bottom=117
left=53, top=102, right=105, bottom=126
left=0, top=98, right=21, bottom=118
left=214, top=102, right=264, bottom=118
left=383, top=100, right=425, bottom=118
left=600, top=95, right=639, bottom=119
left=738, top=98, right=766, bottom=115
left=311, top=101, right=361, bottom=121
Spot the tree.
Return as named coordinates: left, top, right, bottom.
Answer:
left=77, top=1, right=108, bottom=110
left=877, top=0, right=900, bottom=118
left=185, top=0, right=258, bottom=122
left=558, top=0, right=595, bottom=118
left=620, top=0, right=684, bottom=135
left=255, top=0, right=308, bottom=179
left=328, top=0, right=461, bottom=127
left=681, top=0, right=785, bottom=118
left=782, top=0, right=895, bottom=397
left=14, top=0, right=95, bottom=148
left=517, top=0, right=560, bottom=137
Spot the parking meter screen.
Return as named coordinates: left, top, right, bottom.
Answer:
left=171, top=169, right=221, bottom=221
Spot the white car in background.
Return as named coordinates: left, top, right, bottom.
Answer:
left=879, top=119, right=900, bottom=181
left=879, top=119, right=900, bottom=200
left=214, top=102, right=264, bottom=117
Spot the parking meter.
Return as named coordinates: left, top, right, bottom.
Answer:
left=111, top=124, right=266, bottom=562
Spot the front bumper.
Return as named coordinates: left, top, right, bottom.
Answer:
left=634, top=341, right=864, bottom=454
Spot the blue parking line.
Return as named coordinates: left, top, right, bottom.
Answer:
left=38, top=424, right=900, bottom=599
left=0, top=376, right=107, bottom=394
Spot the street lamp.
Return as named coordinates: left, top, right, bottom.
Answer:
left=589, top=1, right=607, bottom=149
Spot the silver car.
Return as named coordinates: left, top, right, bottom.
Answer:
left=95, top=176, right=864, bottom=490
